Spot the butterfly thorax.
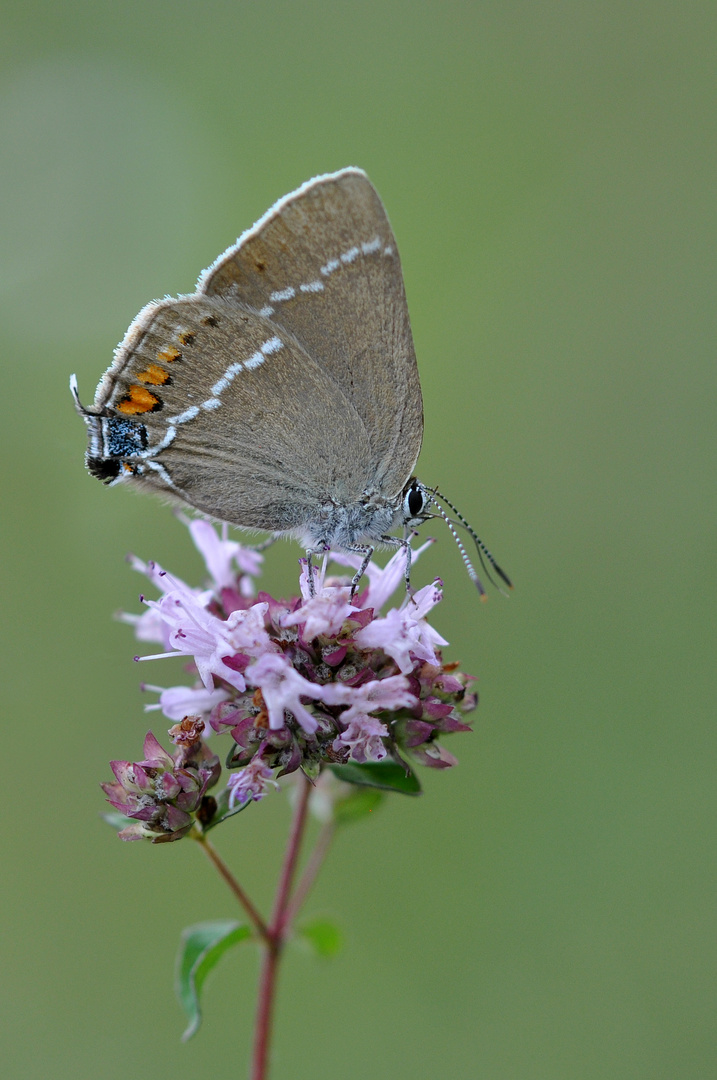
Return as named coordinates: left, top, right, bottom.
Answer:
left=292, top=489, right=404, bottom=552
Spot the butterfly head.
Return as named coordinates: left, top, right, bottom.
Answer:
left=400, top=478, right=432, bottom=528
left=400, top=478, right=513, bottom=599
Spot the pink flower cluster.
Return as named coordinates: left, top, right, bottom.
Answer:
left=119, top=519, right=476, bottom=815
left=102, top=719, right=221, bottom=842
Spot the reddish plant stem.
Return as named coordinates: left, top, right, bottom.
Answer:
left=251, top=774, right=312, bottom=1080
left=284, top=821, right=335, bottom=928
left=270, top=773, right=313, bottom=936
left=196, top=834, right=270, bottom=943
left=251, top=941, right=280, bottom=1080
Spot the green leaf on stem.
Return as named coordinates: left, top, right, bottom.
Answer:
left=175, top=920, right=252, bottom=1041
left=200, top=786, right=252, bottom=832
left=297, top=916, right=343, bottom=958
left=333, top=785, right=385, bottom=825
left=101, top=811, right=134, bottom=831
left=328, top=760, right=422, bottom=795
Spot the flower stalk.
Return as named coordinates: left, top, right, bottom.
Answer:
left=251, top=773, right=312, bottom=1080
left=195, top=833, right=270, bottom=943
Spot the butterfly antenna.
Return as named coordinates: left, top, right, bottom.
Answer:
left=428, top=499, right=487, bottom=599
left=431, top=488, right=513, bottom=594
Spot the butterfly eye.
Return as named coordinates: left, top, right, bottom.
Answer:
left=404, top=481, right=427, bottom=520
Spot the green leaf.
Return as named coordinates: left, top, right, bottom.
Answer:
left=175, top=920, right=252, bottom=1041
left=297, top=917, right=343, bottom=958
left=300, top=757, right=321, bottom=781
left=333, top=785, right=385, bottom=826
left=329, top=760, right=422, bottom=795
left=101, top=811, right=134, bottom=831
left=201, top=786, right=252, bottom=832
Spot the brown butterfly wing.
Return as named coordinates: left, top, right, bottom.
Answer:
left=91, top=294, right=374, bottom=532
left=200, top=168, right=424, bottom=497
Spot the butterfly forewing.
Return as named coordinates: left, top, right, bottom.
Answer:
left=94, top=295, right=375, bottom=532
left=200, top=168, right=423, bottom=497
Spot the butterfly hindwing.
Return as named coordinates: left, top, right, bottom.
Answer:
left=199, top=168, right=424, bottom=497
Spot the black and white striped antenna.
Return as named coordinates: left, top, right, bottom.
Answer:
left=428, top=487, right=513, bottom=598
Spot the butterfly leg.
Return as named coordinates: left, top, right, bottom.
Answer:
left=381, top=535, right=414, bottom=594
left=305, top=543, right=330, bottom=597
left=343, top=545, right=375, bottom=598
left=248, top=532, right=281, bottom=554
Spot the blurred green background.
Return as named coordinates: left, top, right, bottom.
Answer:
left=2, top=2, right=715, bottom=1077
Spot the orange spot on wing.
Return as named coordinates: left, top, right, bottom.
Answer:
left=178, top=330, right=196, bottom=345
left=136, top=363, right=170, bottom=385
left=116, top=385, right=161, bottom=414
left=158, top=346, right=182, bottom=363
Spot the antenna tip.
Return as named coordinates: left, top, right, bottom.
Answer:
left=473, top=578, right=487, bottom=599
left=495, top=565, right=513, bottom=589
